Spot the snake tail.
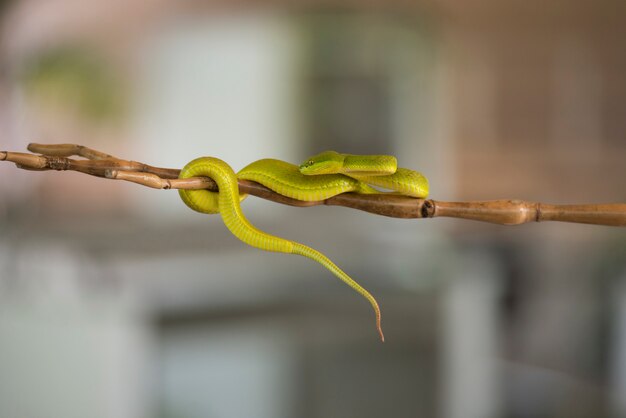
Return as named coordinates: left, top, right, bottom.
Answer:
left=292, top=243, right=384, bottom=342
left=179, top=157, right=384, bottom=341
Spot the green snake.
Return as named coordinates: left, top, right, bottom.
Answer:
left=178, top=151, right=429, bottom=341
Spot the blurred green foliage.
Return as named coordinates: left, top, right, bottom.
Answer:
left=21, top=46, right=127, bottom=123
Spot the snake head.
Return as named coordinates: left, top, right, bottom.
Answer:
left=299, top=151, right=344, bottom=175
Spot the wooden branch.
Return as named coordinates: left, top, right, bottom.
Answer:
left=2, top=143, right=625, bottom=226
left=430, top=200, right=626, bottom=226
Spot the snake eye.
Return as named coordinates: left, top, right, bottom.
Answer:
left=307, top=160, right=314, bottom=166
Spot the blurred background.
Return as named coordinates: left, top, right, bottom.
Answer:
left=1, top=1, right=625, bottom=417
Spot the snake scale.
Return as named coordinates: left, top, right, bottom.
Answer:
left=178, top=150, right=429, bottom=341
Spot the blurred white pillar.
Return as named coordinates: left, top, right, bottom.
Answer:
left=441, top=250, right=502, bottom=418
left=0, top=244, right=152, bottom=418
left=132, top=14, right=300, bottom=217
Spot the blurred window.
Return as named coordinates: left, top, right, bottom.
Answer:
left=300, top=15, right=430, bottom=156
left=306, top=73, right=391, bottom=155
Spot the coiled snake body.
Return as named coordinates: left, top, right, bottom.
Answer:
left=178, top=151, right=429, bottom=341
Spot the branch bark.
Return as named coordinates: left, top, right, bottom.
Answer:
left=2, top=144, right=625, bottom=226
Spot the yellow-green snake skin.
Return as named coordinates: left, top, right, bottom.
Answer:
left=178, top=151, right=429, bottom=341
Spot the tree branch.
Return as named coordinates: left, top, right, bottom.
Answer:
left=1, top=143, right=625, bottom=226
